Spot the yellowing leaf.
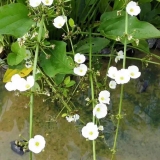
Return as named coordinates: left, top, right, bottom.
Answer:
left=3, top=67, right=33, bottom=82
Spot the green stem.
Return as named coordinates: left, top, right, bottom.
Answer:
left=29, top=15, right=44, bottom=160
left=111, top=10, right=128, bottom=160
left=89, top=29, right=96, bottom=160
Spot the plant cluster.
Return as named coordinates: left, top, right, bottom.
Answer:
left=0, top=0, right=160, bottom=160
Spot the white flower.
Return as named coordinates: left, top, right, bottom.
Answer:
left=66, top=114, right=80, bottom=122
left=115, top=50, right=124, bottom=63
left=82, top=122, right=99, bottom=140
left=41, top=0, right=53, bottom=6
left=74, top=53, right=86, bottom=64
left=24, top=50, right=31, bottom=60
left=93, top=103, right=108, bottom=119
left=29, top=0, right=41, bottom=7
left=5, top=74, right=22, bottom=91
left=25, top=60, right=32, bottom=68
left=98, top=90, right=110, bottom=104
left=66, top=115, right=74, bottom=122
left=126, top=1, right=141, bottom=16
left=109, top=80, right=117, bottom=89
left=53, top=16, right=67, bottom=29
left=107, top=66, right=118, bottom=79
left=74, top=64, right=87, bottom=76
left=98, top=125, right=104, bottom=131
left=28, top=135, right=46, bottom=154
left=17, top=76, right=34, bottom=91
left=128, top=65, right=141, bottom=79
left=73, top=114, right=80, bottom=122
left=114, top=69, right=130, bottom=84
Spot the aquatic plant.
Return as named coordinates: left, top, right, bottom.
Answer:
left=0, top=0, right=160, bottom=159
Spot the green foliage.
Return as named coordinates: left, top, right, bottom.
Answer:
left=75, top=37, right=110, bottom=53
left=39, top=41, right=74, bottom=77
left=69, top=18, right=75, bottom=28
left=7, top=42, right=26, bottom=66
left=99, top=11, right=160, bottom=43
left=0, top=3, right=34, bottom=37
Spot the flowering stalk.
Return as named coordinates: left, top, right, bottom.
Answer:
left=29, top=15, right=44, bottom=160
left=111, top=7, right=128, bottom=160
left=89, top=30, right=96, bottom=160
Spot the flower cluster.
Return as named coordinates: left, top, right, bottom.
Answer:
left=82, top=90, right=109, bottom=140
left=53, top=16, right=67, bottom=29
left=73, top=53, right=87, bottom=76
left=5, top=74, right=34, bottom=92
left=107, top=65, right=141, bottom=88
left=28, top=135, right=46, bottom=154
left=126, top=1, right=141, bottom=16
left=66, top=114, right=80, bottom=122
left=29, top=0, right=53, bottom=7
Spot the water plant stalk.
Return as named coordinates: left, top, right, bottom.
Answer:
left=111, top=9, right=128, bottom=160
left=89, top=29, right=96, bottom=160
left=29, top=15, right=44, bottom=160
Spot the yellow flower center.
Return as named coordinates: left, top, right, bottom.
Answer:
left=78, top=59, right=81, bottom=62
left=130, top=8, right=134, bottom=12
left=45, top=0, right=49, bottom=4
left=101, top=97, right=104, bottom=101
left=89, top=131, right=93, bottom=135
left=120, top=77, right=124, bottom=80
left=131, top=72, right=134, bottom=76
left=79, top=69, right=83, bottom=73
left=25, top=84, right=31, bottom=89
left=96, top=107, right=100, bottom=112
left=35, top=142, right=40, bottom=147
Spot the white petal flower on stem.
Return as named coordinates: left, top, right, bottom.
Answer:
left=115, top=50, right=124, bottom=63
left=42, top=0, right=53, bottom=6
left=115, top=69, right=130, bottom=84
left=82, top=122, right=99, bottom=140
left=17, top=76, right=34, bottom=92
left=126, top=1, right=141, bottom=16
left=29, top=0, right=41, bottom=7
left=28, top=135, right=46, bottom=154
left=93, top=103, right=108, bottom=119
left=98, top=90, right=110, bottom=104
left=74, top=64, right=87, bottom=76
left=74, top=53, right=86, bottom=64
left=107, top=66, right=118, bottom=79
left=128, top=65, right=141, bottom=79
left=53, top=16, right=67, bottom=29
left=109, top=80, right=117, bottom=89
left=98, top=125, right=104, bottom=131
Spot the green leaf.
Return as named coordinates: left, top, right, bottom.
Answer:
left=64, top=76, right=70, bottom=85
left=54, top=74, right=65, bottom=85
left=75, top=37, right=110, bottom=53
left=98, top=11, right=160, bottom=43
left=65, top=80, right=76, bottom=87
left=7, top=42, right=26, bottom=66
left=69, top=18, right=75, bottom=28
left=0, top=3, right=34, bottom=37
left=39, top=41, right=74, bottom=77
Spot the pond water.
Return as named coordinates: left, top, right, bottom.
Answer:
left=0, top=51, right=160, bottom=160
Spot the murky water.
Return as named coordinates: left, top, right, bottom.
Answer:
left=1, top=52, right=160, bottom=160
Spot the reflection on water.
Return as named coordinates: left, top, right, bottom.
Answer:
left=0, top=59, right=160, bottom=160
